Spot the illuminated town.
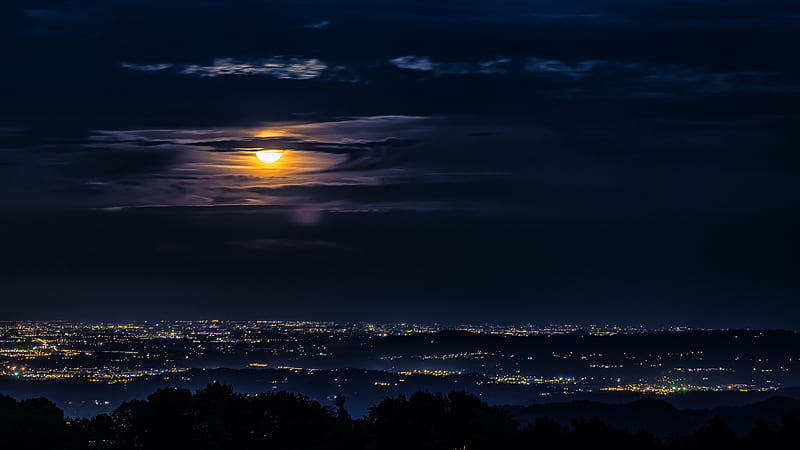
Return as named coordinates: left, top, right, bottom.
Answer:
left=0, top=321, right=797, bottom=416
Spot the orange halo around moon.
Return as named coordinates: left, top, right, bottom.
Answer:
left=255, top=150, right=284, bottom=164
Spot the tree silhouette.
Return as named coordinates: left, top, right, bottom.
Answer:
left=362, top=391, right=517, bottom=450
left=0, top=387, right=798, bottom=449
left=687, top=415, right=737, bottom=450
left=0, top=394, right=69, bottom=450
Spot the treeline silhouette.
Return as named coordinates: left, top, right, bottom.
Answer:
left=1, top=383, right=798, bottom=450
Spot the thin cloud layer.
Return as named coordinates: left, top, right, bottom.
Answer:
left=387, top=55, right=794, bottom=95
left=121, top=57, right=328, bottom=79
left=389, top=56, right=511, bottom=75
left=120, top=62, right=173, bottom=72
left=180, top=57, right=327, bottom=79
left=303, top=20, right=330, bottom=29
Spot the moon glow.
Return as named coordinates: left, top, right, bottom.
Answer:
left=256, top=150, right=284, bottom=164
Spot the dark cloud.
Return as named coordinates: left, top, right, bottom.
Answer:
left=58, top=148, right=181, bottom=178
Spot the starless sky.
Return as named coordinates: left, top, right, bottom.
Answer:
left=0, top=0, right=798, bottom=328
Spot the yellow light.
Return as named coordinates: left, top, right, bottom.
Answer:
left=256, top=150, right=284, bottom=164
left=254, top=129, right=289, bottom=138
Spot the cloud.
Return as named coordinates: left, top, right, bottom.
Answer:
left=389, top=56, right=509, bottom=75
left=386, top=55, right=793, bottom=95
left=478, top=57, right=511, bottom=74
left=91, top=115, right=431, bottom=148
left=120, top=62, right=173, bottom=72
left=303, top=20, right=330, bottom=29
left=179, top=57, right=327, bottom=79
left=61, top=116, right=437, bottom=208
left=58, top=148, right=181, bottom=179
left=520, top=57, right=794, bottom=95
left=524, top=58, right=600, bottom=79
left=120, top=57, right=329, bottom=80
left=389, top=56, right=437, bottom=72
left=220, top=180, right=513, bottom=208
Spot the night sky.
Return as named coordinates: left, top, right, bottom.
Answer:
left=1, top=1, right=798, bottom=327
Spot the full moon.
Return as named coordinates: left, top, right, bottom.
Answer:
left=256, top=150, right=283, bottom=164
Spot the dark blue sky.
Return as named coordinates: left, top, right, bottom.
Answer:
left=1, top=1, right=798, bottom=327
